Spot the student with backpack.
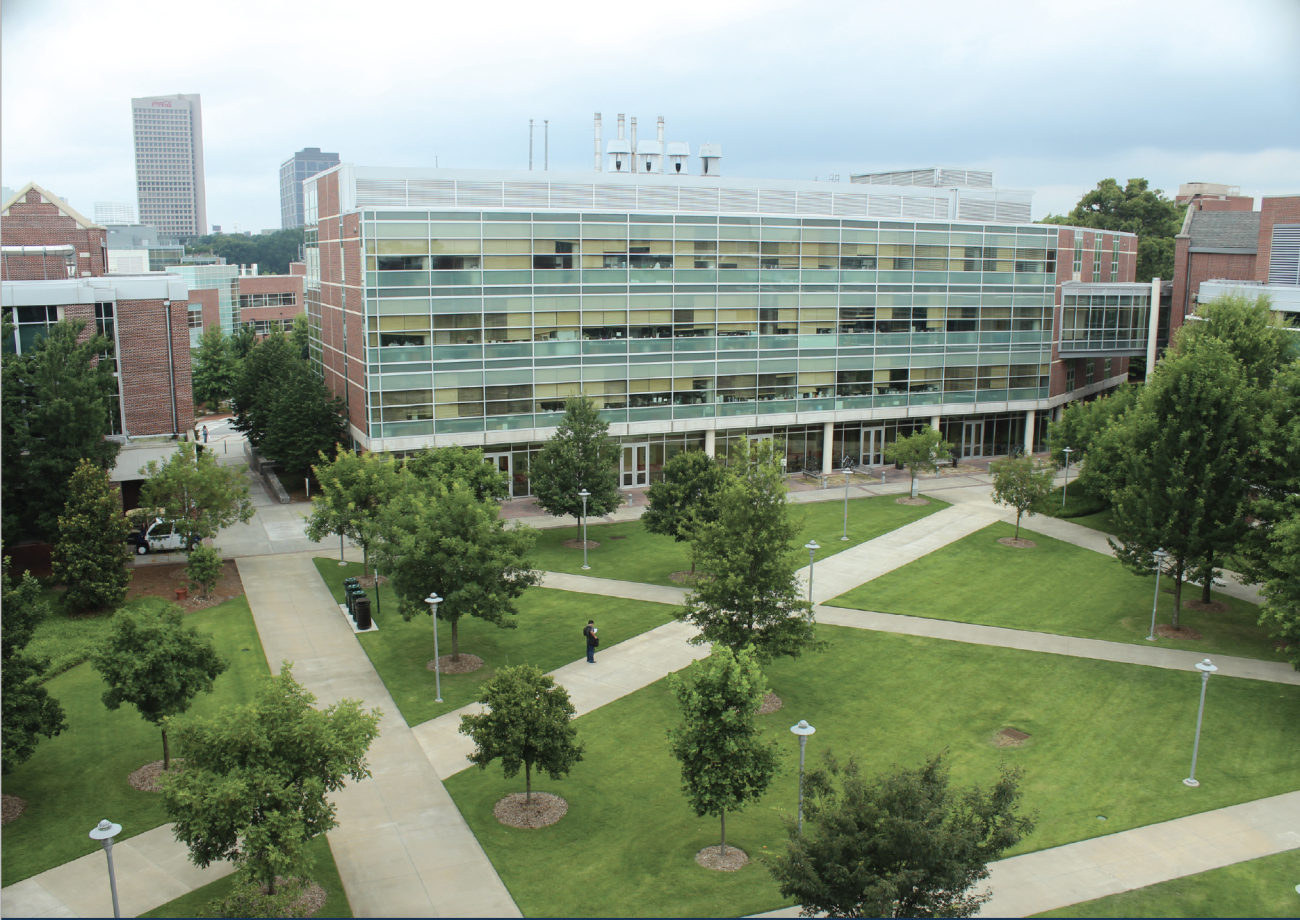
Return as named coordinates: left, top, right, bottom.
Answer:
left=583, top=620, right=599, bottom=663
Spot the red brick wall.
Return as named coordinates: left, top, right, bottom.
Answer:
left=114, top=298, right=195, bottom=436
left=187, top=287, right=220, bottom=330
left=1, top=189, right=107, bottom=279
left=1170, top=236, right=1256, bottom=336
left=1256, top=196, right=1300, bottom=282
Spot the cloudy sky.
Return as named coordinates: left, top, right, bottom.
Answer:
left=4, top=0, right=1298, bottom=231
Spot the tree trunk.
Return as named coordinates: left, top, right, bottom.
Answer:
left=162, top=727, right=170, bottom=772
left=1202, top=549, right=1213, bottom=604
left=451, top=616, right=460, bottom=662
left=525, top=759, right=532, bottom=805
left=720, top=810, right=727, bottom=857
left=1015, top=510, right=1022, bottom=540
left=266, top=872, right=276, bottom=897
left=363, top=544, right=370, bottom=578
left=1171, top=560, right=1184, bottom=630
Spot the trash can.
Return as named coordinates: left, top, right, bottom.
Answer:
left=346, top=586, right=365, bottom=618
left=354, top=597, right=372, bottom=630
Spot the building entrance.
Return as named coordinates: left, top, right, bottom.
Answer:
left=961, top=421, right=984, bottom=459
left=862, top=427, right=884, bottom=466
left=622, top=443, right=649, bottom=487
left=484, top=452, right=513, bottom=495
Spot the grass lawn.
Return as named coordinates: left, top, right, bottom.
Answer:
left=1058, top=506, right=1116, bottom=535
left=828, top=522, right=1283, bottom=662
left=1, top=596, right=269, bottom=887
left=1033, top=849, right=1300, bottom=918
left=528, top=493, right=948, bottom=586
left=444, top=624, right=1300, bottom=918
left=313, top=560, right=679, bottom=726
left=138, top=835, right=352, bottom=918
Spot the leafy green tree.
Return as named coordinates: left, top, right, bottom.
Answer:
left=191, top=324, right=237, bottom=408
left=92, top=600, right=228, bottom=770
left=372, top=476, right=540, bottom=660
left=883, top=427, right=954, bottom=499
left=1, top=318, right=121, bottom=542
left=667, top=644, right=780, bottom=857
left=641, top=449, right=728, bottom=574
left=677, top=439, right=819, bottom=662
left=1040, top=178, right=1187, bottom=282
left=291, top=313, right=312, bottom=361
left=405, top=444, right=510, bottom=502
left=1177, top=292, right=1292, bottom=389
left=459, top=664, right=584, bottom=804
left=988, top=456, right=1056, bottom=540
left=186, top=544, right=224, bottom=598
left=139, top=442, right=255, bottom=545
left=185, top=229, right=305, bottom=276
left=230, top=322, right=257, bottom=360
left=528, top=395, right=622, bottom=532
left=260, top=364, right=348, bottom=480
left=230, top=333, right=300, bottom=447
left=305, top=448, right=398, bottom=576
left=1045, top=385, right=1140, bottom=492
left=161, top=663, right=381, bottom=895
left=1, top=562, right=68, bottom=774
left=51, top=459, right=132, bottom=611
left=767, top=752, right=1035, bottom=918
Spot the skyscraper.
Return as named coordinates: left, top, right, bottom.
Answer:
left=94, top=201, right=136, bottom=225
left=280, top=147, right=340, bottom=229
left=131, top=93, right=207, bottom=240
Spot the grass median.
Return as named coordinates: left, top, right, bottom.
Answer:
left=828, top=521, right=1282, bottom=662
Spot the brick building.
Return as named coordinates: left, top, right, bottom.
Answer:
left=235, top=271, right=305, bottom=337
left=1175, top=182, right=1254, bottom=213
left=2, top=183, right=194, bottom=437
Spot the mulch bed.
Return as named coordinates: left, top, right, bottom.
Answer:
left=998, top=537, right=1037, bottom=549
left=354, top=574, right=388, bottom=589
left=695, top=845, right=749, bottom=871
left=2, top=794, right=27, bottom=825
left=895, top=497, right=930, bottom=506
left=128, top=759, right=185, bottom=792
left=1182, top=599, right=1231, bottom=613
left=758, top=692, right=784, bottom=715
left=428, top=653, right=484, bottom=675
left=126, top=560, right=245, bottom=613
left=1155, top=624, right=1204, bottom=640
left=993, top=728, right=1030, bottom=748
left=561, top=539, right=600, bottom=549
left=493, top=792, right=568, bottom=829
left=670, top=571, right=714, bottom=585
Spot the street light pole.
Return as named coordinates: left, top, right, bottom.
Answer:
left=790, top=720, right=816, bottom=833
left=841, top=454, right=853, bottom=541
left=338, top=531, right=347, bottom=566
left=805, top=540, right=820, bottom=603
left=425, top=594, right=444, bottom=703
left=89, top=819, right=122, bottom=919
left=1147, top=548, right=1169, bottom=641
left=578, top=489, right=591, bottom=570
left=1184, top=658, right=1218, bottom=787
left=1061, top=447, right=1074, bottom=509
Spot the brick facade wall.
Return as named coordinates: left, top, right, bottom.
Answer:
left=1170, top=237, right=1256, bottom=336
left=1, top=189, right=107, bottom=279
left=1256, top=196, right=1300, bottom=282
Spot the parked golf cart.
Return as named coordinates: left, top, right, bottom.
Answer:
left=126, top=518, right=201, bottom=555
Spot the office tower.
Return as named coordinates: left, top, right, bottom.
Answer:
left=131, top=93, right=207, bottom=240
left=280, top=147, right=340, bottom=229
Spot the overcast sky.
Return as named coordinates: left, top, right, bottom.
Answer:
left=4, top=0, right=1298, bottom=231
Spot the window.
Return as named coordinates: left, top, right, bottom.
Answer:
left=187, top=303, right=203, bottom=329
left=1092, top=238, right=1103, bottom=282
left=237, top=292, right=298, bottom=309
left=1086, top=360, right=1095, bottom=385
left=1066, top=361, right=1076, bottom=391
left=1111, top=238, right=1120, bottom=282
left=1072, top=239, right=1083, bottom=275
left=1104, top=357, right=1112, bottom=378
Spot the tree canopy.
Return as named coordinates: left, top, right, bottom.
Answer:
left=260, top=363, right=348, bottom=480
left=191, top=324, right=237, bottom=408
left=52, top=459, right=133, bottom=611
left=1040, top=178, right=1186, bottom=282
left=988, top=456, right=1056, bottom=541
left=229, top=332, right=301, bottom=448
left=883, top=427, right=953, bottom=499
left=1, top=563, right=67, bottom=775
left=305, top=448, right=398, bottom=575
left=641, top=449, right=728, bottom=573
left=185, top=229, right=305, bottom=276
left=528, top=395, right=622, bottom=523
left=139, top=442, right=255, bottom=544
left=405, top=444, right=510, bottom=502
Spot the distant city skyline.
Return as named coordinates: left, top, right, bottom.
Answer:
left=3, top=0, right=1297, bottom=231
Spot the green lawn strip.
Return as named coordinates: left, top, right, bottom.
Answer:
left=313, top=559, right=679, bottom=726
left=444, top=624, right=1300, bottom=918
left=1057, top=506, right=1116, bottom=535
left=138, top=835, right=353, bottom=918
left=529, top=493, right=950, bottom=586
left=1032, top=849, right=1300, bottom=918
left=1, top=596, right=268, bottom=887
left=828, top=521, right=1282, bottom=662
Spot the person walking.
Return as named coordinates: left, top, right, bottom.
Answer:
left=583, top=620, right=598, bottom=663
left=202, top=425, right=209, bottom=443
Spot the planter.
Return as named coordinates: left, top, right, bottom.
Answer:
left=176, top=587, right=188, bottom=601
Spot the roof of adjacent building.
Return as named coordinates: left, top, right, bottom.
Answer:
left=1, top=181, right=102, bottom=230
left=1187, top=210, right=1261, bottom=252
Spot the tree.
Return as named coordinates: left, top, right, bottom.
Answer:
left=1045, top=385, right=1140, bottom=493
left=291, top=313, right=312, bottom=361
left=405, top=444, right=510, bottom=502
left=641, top=449, right=728, bottom=574
left=305, top=448, right=398, bottom=576
left=230, top=322, right=257, bottom=361
left=139, top=442, right=255, bottom=545
left=51, top=459, right=133, bottom=611
left=191, top=324, right=237, bottom=408
left=185, top=228, right=305, bottom=276
left=1040, top=178, right=1187, bottom=282
left=1, top=318, right=121, bottom=542
left=459, top=664, right=584, bottom=804
left=677, top=439, right=819, bottom=662
left=92, top=600, right=228, bottom=770
left=988, top=456, right=1056, bottom=540
left=372, top=476, right=540, bottom=661
left=1177, top=292, right=1292, bottom=389
left=161, top=663, right=381, bottom=895
left=767, top=752, right=1035, bottom=918
left=259, top=364, right=348, bottom=480
left=230, top=333, right=300, bottom=448
left=666, top=644, right=780, bottom=856
left=883, top=427, right=954, bottom=499
left=1, top=562, right=68, bottom=774
left=528, top=395, right=622, bottom=532
left=186, top=544, right=224, bottom=598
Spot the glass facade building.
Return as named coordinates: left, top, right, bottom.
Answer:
left=131, top=94, right=206, bottom=240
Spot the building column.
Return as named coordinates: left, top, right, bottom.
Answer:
left=930, top=415, right=941, bottom=430
left=1145, top=276, right=1162, bottom=377
left=1024, top=409, right=1036, bottom=454
left=704, top=428, right=715, bottom=459
left=822, top=421, right=834, bottom=474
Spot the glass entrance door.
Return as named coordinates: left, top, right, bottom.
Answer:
left=622, top=443, right=649, bottom=487
left=862, top=427, right=884, bottom=466
left=484, top=452, right=512, bottom=495
left=961, top=421, right=984, bottom=458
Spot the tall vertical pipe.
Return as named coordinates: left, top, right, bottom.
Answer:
left=657, top=115, right=664, bottom=144
left=594, top=113, right=603, bottom=172
left=630, top=117, right=638, bottom=172
left=617, top=113, right=625, bottom=140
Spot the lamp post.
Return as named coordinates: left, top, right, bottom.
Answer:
left=1147, top=548, right=1170, bottom=641
left=841, top=454, right=853, bottom=541
left=88, top=819, right=122, bottom=919
left=805, top=540, right=820, bottom=603
left=1060, top=447, right=1074, bottom=509
left=338, top=531, right=347, bottom=566
left=1184, top=658, right=1218, bottom=787
left=578, top=489, right=591, bottom=570
left=790, top=720, right=816, bottom=833
left=425, top=594, right=444, bottom=703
